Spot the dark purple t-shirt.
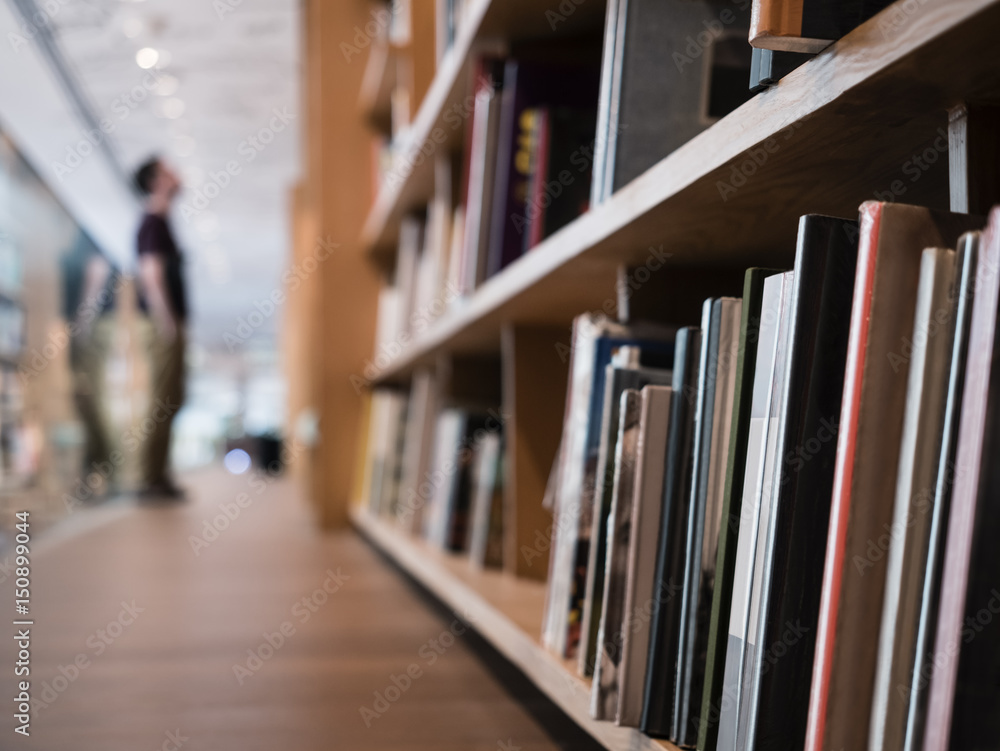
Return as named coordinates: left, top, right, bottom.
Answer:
left=137, top=213, right=188, bottom=321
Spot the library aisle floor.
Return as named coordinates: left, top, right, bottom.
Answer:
left=0, top=469, right=589, bottom=750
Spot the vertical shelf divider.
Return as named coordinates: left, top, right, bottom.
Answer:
left=501, top=324, right=571, bottom=580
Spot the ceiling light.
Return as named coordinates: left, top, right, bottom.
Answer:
left=135, top=47, right=159, bottom=69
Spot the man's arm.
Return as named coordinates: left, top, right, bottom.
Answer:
left=139, top=253, right=177, bottom=341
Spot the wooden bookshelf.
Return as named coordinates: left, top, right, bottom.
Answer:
left=351, top=506, right=679, bottom=751
left=365, top=0, right=1000, bottom=385
left=335, top=0, right=1000, bottom=746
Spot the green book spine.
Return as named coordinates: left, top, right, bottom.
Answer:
left=698, top=268, right=782, bottom=750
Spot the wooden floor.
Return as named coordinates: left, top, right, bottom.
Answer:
left=0, top=468, right=597, bottom=750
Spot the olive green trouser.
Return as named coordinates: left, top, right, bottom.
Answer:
left=71, top=315, right=115, bottom=473
left=140, top=319, right=186, bottom=486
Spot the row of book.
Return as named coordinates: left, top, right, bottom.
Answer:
left=364, top=372, right=506, bottom=569
left=372, top=0, right=904, bottom=345
left=541, top=201, right=1000, bottom=751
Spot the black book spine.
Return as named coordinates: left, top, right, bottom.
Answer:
left=750, top=215, right=859, bottom=749
left=641, top=326, right=702, bottom=737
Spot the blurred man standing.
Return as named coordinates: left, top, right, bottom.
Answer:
left=61, top=231, right=119, bottom=497
left=133, top=157, right=188, bottom=499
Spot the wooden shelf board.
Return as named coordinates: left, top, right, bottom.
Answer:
left=367, top=0, right=1000, bottom=384
left=350, top=507, right=679, bottom=751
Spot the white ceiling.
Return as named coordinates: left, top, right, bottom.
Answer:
left=0, top=0, right=300, bottom=354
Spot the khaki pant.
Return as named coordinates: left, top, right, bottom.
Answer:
left=140, top=319, right=186, bottom=486
left=71, top=315, right=115, bottom=473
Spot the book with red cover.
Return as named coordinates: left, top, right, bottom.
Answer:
left=804, top=202, right=982, bottom=751
left=923, top=207, right=1000, bottom=751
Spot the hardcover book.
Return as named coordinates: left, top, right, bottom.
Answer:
left=869, top=247, right=957, bottom=751
left=716, top=271, right=791, bottom=751
left=675, top=297, right=742, bottom=746
left=617, top=385, right=673, bottom=727
left=592, top=0, right=752, bottom=205
left=737, top=271, right=795, bottom=751
left=459, top=57, right=505, bottom=295
left=749, top=216, right=860, bottom=751
left=467, top=431, right=504, bottom=568
left=579, top=356, right=672, bottom=677
left=642, top=326, right=702, bottom=737
left=592, top=388, right=642, bottom=720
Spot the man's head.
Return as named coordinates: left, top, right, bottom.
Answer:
left=133, top=157, right=181, bottom=201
